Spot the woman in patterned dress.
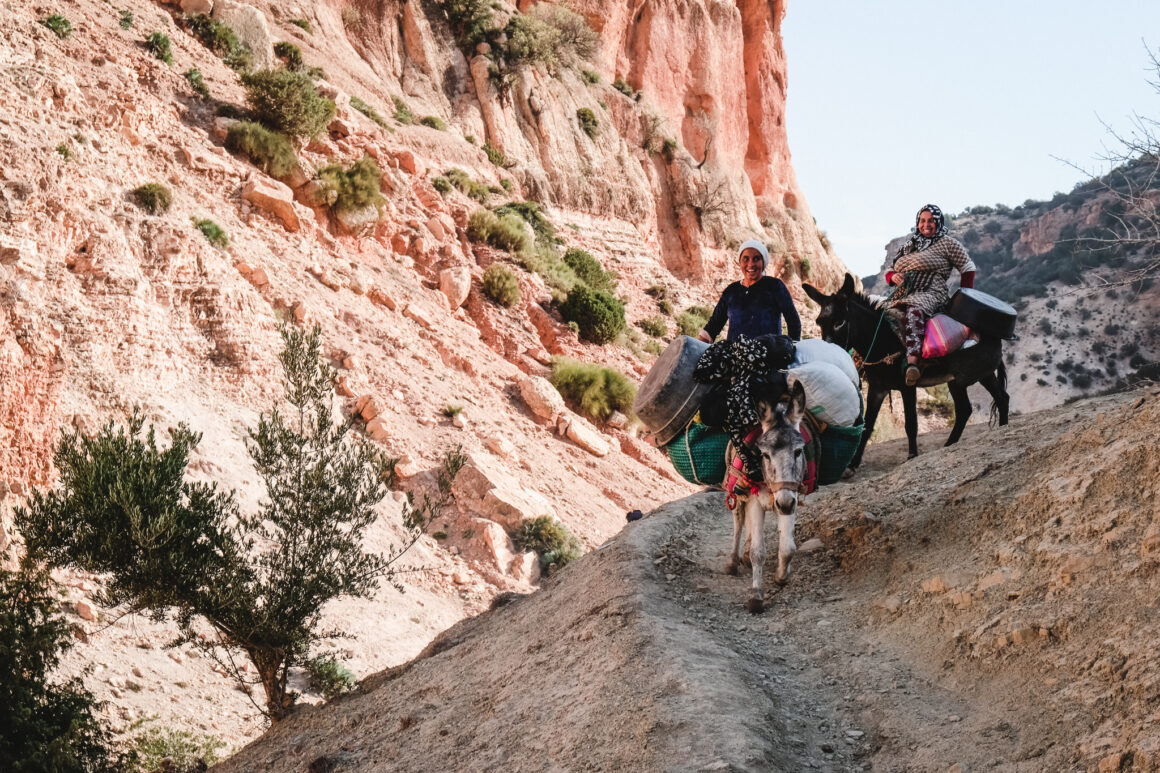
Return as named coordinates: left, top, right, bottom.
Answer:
left=885, top=204, right=977, bottom=386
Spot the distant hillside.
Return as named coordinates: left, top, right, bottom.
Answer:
left=862, top=158, right=1160, bottom=410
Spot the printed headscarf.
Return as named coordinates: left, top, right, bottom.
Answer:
left=895, top=203, right=948, bottom=258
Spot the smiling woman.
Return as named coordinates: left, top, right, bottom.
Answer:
left=698, top=240, right=802, bottom=343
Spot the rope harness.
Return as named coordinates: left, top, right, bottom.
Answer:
left=723, top=427, right=809, bottom=511
left=846, top=308, right=901, bottom=371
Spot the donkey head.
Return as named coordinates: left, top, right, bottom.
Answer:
left=756, top=382, right=808, bottom=515
left=802, top=273, right=858, bottom=344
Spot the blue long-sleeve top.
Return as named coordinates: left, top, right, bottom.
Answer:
left=703, top=276, right=801, bottom=341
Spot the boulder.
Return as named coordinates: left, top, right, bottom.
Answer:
left=511, top=550, right=541, bottom=585
left=439, top=266, right=471, bottom=311
left=0, top=235, right=43, bottom=281
left=180, top=0, right=214, bottom=15
left=475, top=518, right=518, bottom=574
left=403, top=302, right=438, bottom=331
left=557, top=412, right=611, bottom=457
left=452, top=452, right=553, bottom=530
left=334, top=204, right=380, bottom=238
left=518, top=375, right=565, bottom=421
left=242, top=177, right=299, bottom=232
left=212, top=1, right=276, bottom=70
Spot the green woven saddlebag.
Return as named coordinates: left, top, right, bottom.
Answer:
left=666, top=422, right=730, bottom=486
left=816, top=422, right=864, bottom=485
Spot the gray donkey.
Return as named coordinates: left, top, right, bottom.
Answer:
left=724, top=382, right=808, bottom=613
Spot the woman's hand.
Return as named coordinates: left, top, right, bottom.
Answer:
left=887, top=270, right=904, bottom=287
left=697, top=330, right=712, bottom=343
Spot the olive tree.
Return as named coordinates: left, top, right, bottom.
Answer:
left=17, top=326, right=463, bottom=722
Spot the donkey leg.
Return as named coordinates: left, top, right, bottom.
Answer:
left=902, top=386, right=920, bottom=458
left=850, top=386, right=887, bottom=471
left=774, top=509, right=797, bottom=586
left=726, top=505, right=745, bottom=576
left=944, top=381, right=973, bottom=445
left=746, top=496, right=767, bottom=614
left=978, top=371, right=1010, bottom=426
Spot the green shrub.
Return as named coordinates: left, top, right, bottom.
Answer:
left=146, top=32, right=173, bottom=65
left=520, top=245, right=580, bottom=295
left=636, top=316, right=667, bottom=338
left=195, top=218, right=228, bottom=248
left=225, top=121, right=297, bottom=178
left=119, top=9, right=134, bottom=29
left=513, top=516, right=582, bottom=572
left=0, top=563, right=124, bottom=770
left=494, top=201, right=555, bottom=246
left=419, top=115, right=447, bottom=131
left=549, top=356, right=635, bottom=421
left=581, top=69, right=600, bottom=84
left=483, top=142, right=506, bottom=167
left=393, top=96, right=413, bottom=124
left=183, top=67, right=210, bottom=98
left=432, top=176, right=452, bottom=194
left=500, top=178, right=513, bottom=191
left=181, top=13, right=252, bottom=70
left=273, top=41, right=304, bottom=71
left=563, top=247, right=615, bottom=292
left=612, top=77, right=633, bottom=96
left=506, top=5, right=599, bottom=72
left=241, top=69, right=335, bottom=139
left=645, top=284, right=667, bottom=299
left=318, top=157, right=386, bottom=213
left=446, top=168, right=490, bottom=203
left=577, top=107, right=598, bottom=139
left=661, top=137, right=677, bottom=162
left=350, top=96, right=388, bottom=129
left=482, top=263, right=520, bottom=307
left=41, top=14, right=72, bottom=38
left=465, top=133, right=477, bottom=145
left=800, top=256, right=811, bottom=277
left=676, top=305, right=711, bottom=337
left=468, top=209, right=530, bottom=253
left=441, top=404, right=464, bottom=418
left=290, top=18, right=312, bottom=33
left=305, top=656, right=356, bottom=701
left=130, top=724, right=224, bottom=773
left=657, top=298, right=673, bottom=316
left=55, top=142, right=72, bottom=160
left=559, top=285, right=625, bottom=344
left=133, top=183, right=173, bottom=214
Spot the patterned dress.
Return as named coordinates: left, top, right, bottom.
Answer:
left=886, top=235, right=976, bottom=359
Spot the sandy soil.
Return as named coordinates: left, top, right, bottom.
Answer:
left=215, top=384, right=1160, bottom=772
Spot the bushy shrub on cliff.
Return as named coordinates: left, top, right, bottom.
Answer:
left=419, top=115, right=447, bottom=131
left=549, top=356, right=635, bottom=422
left=273, top=41, right=304, bottom=71
left=559, top=285, right=625, bottom=344
left=132, top=183, right=173, bottom=215
left=40, top=14, right=72, bottom=39
left=183, top=67, right=210, bottom=98
left=494, top=201, right=556, bottom=246
left=226, top=121, right=297, bottom=179
left=482, top=263, right=521, bottom=307
left=512, top=516, right=582, bottom=572
left=576, top=107, right=598, bottom=139
left=305, top=657, right=357, bottom=701
left=350, top=96, right=389, bottom=129
left=468, top=209, right=531, bottom=253
left=445, top=168, right=490, bottom=202
left=146, top=32, right=173, bottom=65
left=241, top=69, right=335, bottom=140
left=181, top=13, right=252, bottom=71
left=0, top=562, right=124, bottom=770
left=16, top=326, right=466, bottom=723
left=317, top=157, right=386, bottom=213
left=506, top=5, right=599, bottom=72
left=676, top=305, right=712, bottom=338
left=563, top=247, right=616, bottom=292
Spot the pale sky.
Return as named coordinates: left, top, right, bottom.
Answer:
left=782, top=2, right=1160, bottom=279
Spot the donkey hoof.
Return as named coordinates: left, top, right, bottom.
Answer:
left=774, top=572, right=790, bottom=587
left=725, top=560, right=739, bottom=576
left=747, top=596, right=764, bottom=614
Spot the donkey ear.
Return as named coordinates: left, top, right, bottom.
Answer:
left=840, top=273, right=857, bottom=298
left=756, top=399, right=779, bottom=430
left=802, top=283, right=826, bottom=305
left=785, top=382, right=807, bottom=428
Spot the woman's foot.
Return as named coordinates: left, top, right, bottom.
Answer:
left=905, top=364, right=921, bottom=386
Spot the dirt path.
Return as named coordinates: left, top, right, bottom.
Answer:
left=216, top=387, right=1160, bottom=772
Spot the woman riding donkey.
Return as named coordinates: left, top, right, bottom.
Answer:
left=886, top=204, right=977, bottom=386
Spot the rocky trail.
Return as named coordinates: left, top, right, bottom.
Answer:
left=216, top=385, right=1160, bottom=772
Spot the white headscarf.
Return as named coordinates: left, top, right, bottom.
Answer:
left=737, top=239, right=769, bottom=269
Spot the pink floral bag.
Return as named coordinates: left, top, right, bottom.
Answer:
left=923, top=313, right=971, bottom=358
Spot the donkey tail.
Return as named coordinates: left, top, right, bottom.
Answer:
left=989, top=358, right=1008, bottom=425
